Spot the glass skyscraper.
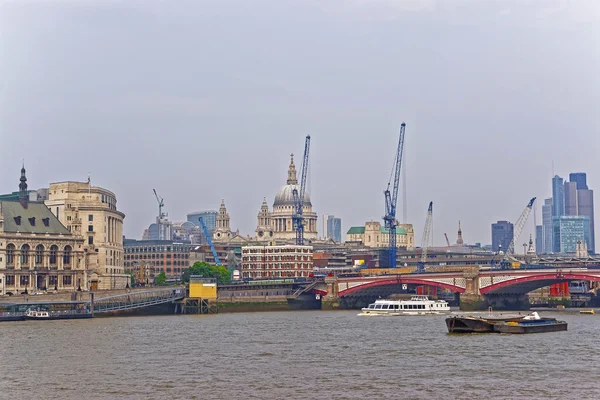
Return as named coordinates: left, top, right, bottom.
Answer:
left=552, top=175, right=565, bottom=217
left=569, top=172, right=588, bottom=190
left=323, top=214, right=342, bottom=243
left=187, top=211, right=217, bottom=243
left=491, top=221, right=514, bottom=252
left=542, top=198, right=553, bottom=254
left=552, top=215, right=591, bottom=254
left=535, top=225, right=543, bottom=255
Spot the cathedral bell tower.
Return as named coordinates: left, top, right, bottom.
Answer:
left=456, top=221, right=464, bottom=246
left=255, top=197, right=273, bottom=240
left=213, top=199, right=232, bottom=241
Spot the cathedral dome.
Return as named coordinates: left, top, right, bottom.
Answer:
left=273, top=154, right=312, bottom=208
left=274, top=184, right=311, bottom=207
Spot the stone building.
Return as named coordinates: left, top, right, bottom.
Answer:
left=123, top=239, right=194, bottom=281
left=240, top=245, right=314, bottom=279
left=254, top=154, right=318, bottom=242
left=44, top=180, right=127, bottom=290
left=0, top=167, right=86, bottom=295
left=346, top=221, right=414, bottom=250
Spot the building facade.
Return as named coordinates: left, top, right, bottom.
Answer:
left=491, top=221, right=514, bottom=253
left=535, top=225, right=543, bottom=255
left=44, top=181, right=127, bottom=290
left=240, top=245, right=313, bottom=279
left=326, top=216, right=342, bottom=243
left=0, top=167, right=86, bottom=295
left=123, top=239, right=194, bottom=280
left=254, top=154, right=318, bottom=242
left=552, top=175, right=565, bottom=217
left=187, top=210, right=217, bottom=243
left=542, top=198, right=553, bottom=253
left=552, top=215, right=591, bottom=254
left=346, top=221, right=414, bottom=250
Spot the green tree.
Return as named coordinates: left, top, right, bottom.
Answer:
left=124, top=270, right=135, bottom=287
left=155, top=271, right=167, bottom=285
left=181, top=262, right=231, bottom=285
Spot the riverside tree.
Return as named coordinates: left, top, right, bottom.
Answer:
left=181, top=262, right=231, bottom=285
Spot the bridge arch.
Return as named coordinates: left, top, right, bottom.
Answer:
left=481, top=273, right=600, bottom=295
left=338, top=277, right=465, bottom=297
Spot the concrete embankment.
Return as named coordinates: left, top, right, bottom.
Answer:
left=216, top=296, right=291, bottom=313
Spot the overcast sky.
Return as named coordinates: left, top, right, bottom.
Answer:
left=1, top=0, right=598, bottom=248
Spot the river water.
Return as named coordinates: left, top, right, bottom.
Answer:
left=0, top=310, right=598, bottom=399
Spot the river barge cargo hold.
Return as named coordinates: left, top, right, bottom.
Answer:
left=446, top=312, right=567, bottom=334
left=445, top=315, right=524, bottom=333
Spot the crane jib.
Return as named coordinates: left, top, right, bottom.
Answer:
left=383, top=123, right=406, bottom=268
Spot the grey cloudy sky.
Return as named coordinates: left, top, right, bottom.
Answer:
left=1, top=0, right=598, bottom=248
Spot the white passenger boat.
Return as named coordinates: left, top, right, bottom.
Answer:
left=24, top=309, right=50, bottom=319
left=358, top=295, right=451, bottom=316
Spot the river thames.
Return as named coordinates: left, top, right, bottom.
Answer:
left=0, top=310, right=598, bottom=399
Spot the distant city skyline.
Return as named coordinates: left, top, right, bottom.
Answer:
left=1, top=1, right=597, bottom=250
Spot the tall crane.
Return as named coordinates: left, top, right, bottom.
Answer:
left=292, top=135, right=311, bottom=246
left=417, top=202, right=433, bottom=273
left=383, top=123, right=406, bottom=268
left=199, top=217, right=222, bottom=266
left=506, top=197, right=536, bottom=256
left=153, top=189, right=165, bottom=240
left=444, top=233, right=451, bottom=247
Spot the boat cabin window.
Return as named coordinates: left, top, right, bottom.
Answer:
left=369, top=304, right=375, bottom=309
left=375, top=304, right=383, bottom=309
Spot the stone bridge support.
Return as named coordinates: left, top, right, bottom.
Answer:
left=459, top=270, right=486, bottom=311
left=459, top=271, right=530, bottom=311
left=322, top=276, right=340, bottom=310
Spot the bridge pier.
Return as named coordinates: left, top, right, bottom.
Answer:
left=484, top=294, right=530, bottom=311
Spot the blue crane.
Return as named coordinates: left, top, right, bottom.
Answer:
left=292, top=135, right=311, bottom=246
left=383, top=123, right=406, bottom=268
left=199, top=217, right=222, bottom=266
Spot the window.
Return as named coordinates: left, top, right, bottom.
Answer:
left=6, top=244, right=15, bottom=265
left=63, top=275, right=72, bottom=285
left=20, top=275, right=29, bottom=286
left=49, top=245, right=58, bottom=265
left=20, top=244, right=30, bottom=265
left=88, top=225, right=94, bottom=232
left=6, top=275, right=15, bottom=285
left=88, top=236, right=94, bottom=245
left=88, top=215, right=93, bottom=222
left=63, top=246, right=72, bottom=265
left=35, top=245, right=44, bottom=264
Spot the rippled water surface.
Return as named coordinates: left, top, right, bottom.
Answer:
left=1, top=310, right=598, bottom=399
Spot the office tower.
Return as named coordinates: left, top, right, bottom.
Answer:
left=323, top=214, right=342, bottom=243
left=535, top=225, right=543, bottom=255
left=327, top=216, right=342, bottom=243
left=552, top=215, right=591, bottom=254
left=542, top=198, right=553, bottom=253
left=491, top=221, right=514, bottom=252
left=563, top=173, right=595, bottom=253
left=552, top=175, right=565, bottom=217
left=569, top=173, right=588, bottom=190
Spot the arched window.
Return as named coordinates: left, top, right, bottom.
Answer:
left=49, top=245, right=58, bottom=265
left=63, top=245, right=72, bottom=265
left=6, top=244, right=15, bottom=265
left=35, top=245, right=44, bottom=264
left=20, top=244, right=30, bottom=265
